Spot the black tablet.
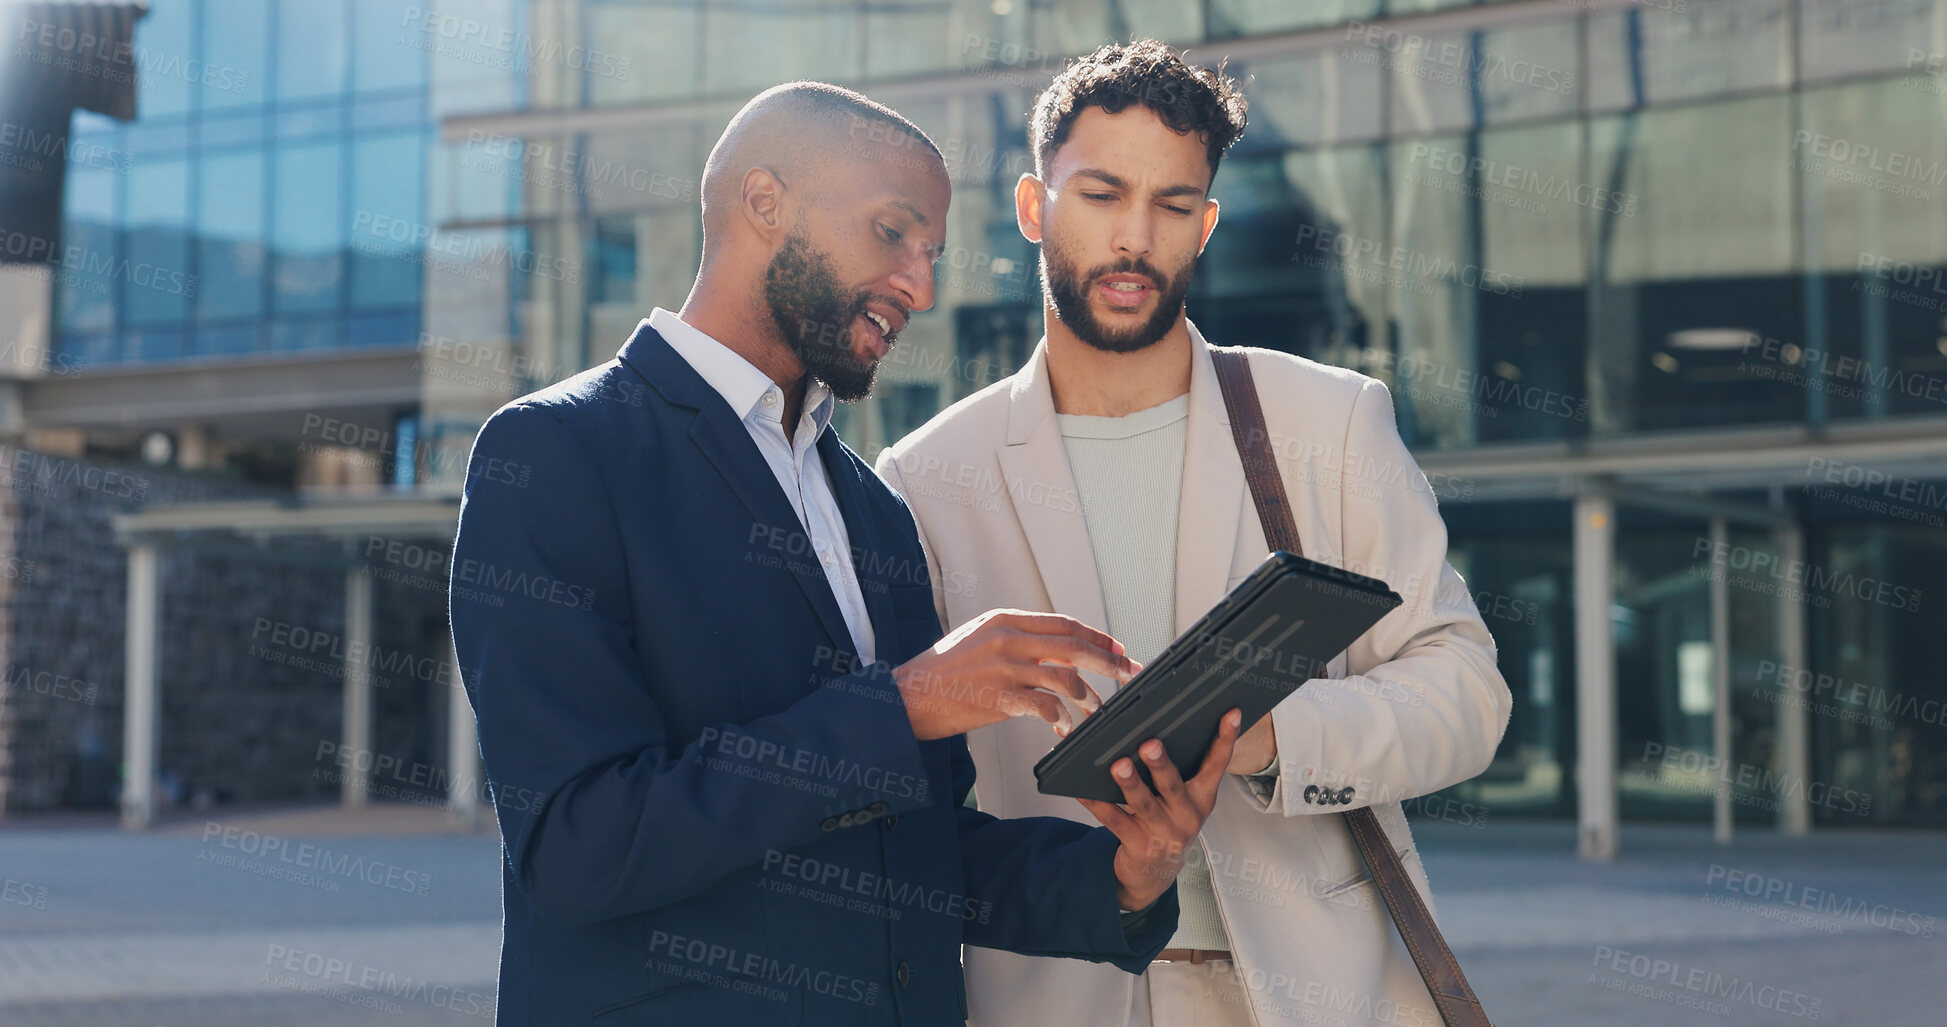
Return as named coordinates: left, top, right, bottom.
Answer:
left=1033, top=551, right=1403, bottom=803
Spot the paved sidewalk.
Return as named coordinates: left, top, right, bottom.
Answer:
left=0, top=804, right=503, bottom=1025
left=0, top=805, right=1940, bottom=1024
left=1418, top=819, right=1946, bottom=1026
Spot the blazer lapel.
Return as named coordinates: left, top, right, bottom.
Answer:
left=817, top=430, right=902, bottom=652
left=1174, top=323, right=1249, bottom=636
left=618, top=322, right=857, bottom=660
left=997, top=341, right=1112, bottom=670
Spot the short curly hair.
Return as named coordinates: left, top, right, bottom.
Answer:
left=1029, top=39, right=1248, bottom=182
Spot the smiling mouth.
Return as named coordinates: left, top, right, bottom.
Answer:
left=858, top=310, right=894, bottom=358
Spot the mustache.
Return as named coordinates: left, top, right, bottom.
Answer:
left=788, top=295, right=913, bottom=352
left=1081, top=257, right=1169, bottom=290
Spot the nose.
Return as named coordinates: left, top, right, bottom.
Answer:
left=1111, top=206, right=1154, bottom=263
left=889, top=249, right=935, bottom=313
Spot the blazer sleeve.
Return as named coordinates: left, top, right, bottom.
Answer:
left=1242, top=377, right=1513, bottom=816
left=450, top=403, right=933, bottom=927
left=948, top=732, right=1179, bottom=973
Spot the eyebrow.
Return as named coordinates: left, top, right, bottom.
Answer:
left=887, top=200, right=946, bottom=259
left=1072, top=167, right=1207, bottom=200
left=890, top=200, right=929, bottom=226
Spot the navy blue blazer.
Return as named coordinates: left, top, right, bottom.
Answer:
left=449, top=323, right=1178, bottom=1025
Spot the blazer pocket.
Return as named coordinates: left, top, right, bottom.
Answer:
left=592, top=980, right=711, bottom=1018
left=1305, top=807, right=1419, bottom=915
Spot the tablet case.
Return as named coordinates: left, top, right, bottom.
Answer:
left=1032, top=551, right=1401, bottom=803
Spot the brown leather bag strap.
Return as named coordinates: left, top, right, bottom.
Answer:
left=1211, top=348, right=1492, bottom=1027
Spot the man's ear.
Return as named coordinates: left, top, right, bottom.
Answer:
left=741, top=166, right=787, bottom=240
left=1015, top=173, right=1045, bottom=244
left=1198, top=198, right=1220, bottom=255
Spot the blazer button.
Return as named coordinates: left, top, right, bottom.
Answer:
left=896, top=961, right=911, bottom=989
left=1337, top=786, right=1355, bottom=804
left=868, top=801, right=890, bottom=817
left=1302, top=785, right=1320, bottom=804
left=820, top=816, right=840, bottom=832
left=884, top=814, right=900, bottom=831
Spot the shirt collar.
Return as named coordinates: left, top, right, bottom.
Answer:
left=648, top=307, right=834, bottom=439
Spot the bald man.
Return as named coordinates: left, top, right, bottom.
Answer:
left=449, top=82, right=1239, bottom=1026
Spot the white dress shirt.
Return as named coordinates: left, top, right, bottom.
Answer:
left=648, top=307, right=876, bottom=664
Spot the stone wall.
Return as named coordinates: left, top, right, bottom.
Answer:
left=0, top=446, right=451, bottom=815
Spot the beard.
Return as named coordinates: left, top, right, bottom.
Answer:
left=1041, top=238, right=1195, bottom=355
left=763, top=227, right=889, bottom=402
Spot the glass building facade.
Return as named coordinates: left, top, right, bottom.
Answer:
left=53, top=0, right=1947, bottom=829
left=55, top=0, right=438, bottom=366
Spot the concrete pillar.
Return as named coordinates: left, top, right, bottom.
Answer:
left=341, top=568, right=373, bottom=807
left=121, top=544, right=160, bottom=830
left=1775, top=522, right=1812, bottom=834
left=445, top=636, right=483, bottom=829
left=176, top=424, right=215, bottom=470
left=1709, top=516, right=1733, bottom=845
left=1574, top=491, right=1618, bottom=861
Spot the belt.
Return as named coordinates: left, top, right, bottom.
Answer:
left=1155, top=948, right=1232, bottom=965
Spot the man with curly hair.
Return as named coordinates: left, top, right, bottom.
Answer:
left=877, top=40, right=1511, bottom=1026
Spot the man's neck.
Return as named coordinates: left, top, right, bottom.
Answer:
left=1043, top=311, right=1193, bottom=417
left=676, top=283, right=810, bottom=437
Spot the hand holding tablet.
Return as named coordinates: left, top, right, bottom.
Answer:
left=1034, top=552, right=1403, bottom=803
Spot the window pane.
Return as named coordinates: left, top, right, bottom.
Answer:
left=273, top=141, right=344, bottom=313
left=124, top=156, right=191, bottom=328
left=1588, top=0, right=1790, bottom=113
left=1208, top=0, right=1380, bottom=37
left=1436, top=503, right=1575, bottom=816
left=1798, top=0, right=1942, bottom=84
left=355, top=0, right=428, bottom=93
left=473, top=222, right=585, bottom=377
left=573, top=125, right=703, bottom=217
left=1614, top=517, right=1724, bottom=821
left=350, top=133, right=426, bottom=310
left=1386, top=121, right=1585, bottom=450
left=585, top=214, right=652, bottom=367
left=201, top=0, right=269, bottom=110
left=201, top=109, right=268, bottom=148
left=1586, top=95, right=1802, bottom=435
left=588, top=216, right=635, bottom=305
left=1035, top=0, right=1201, bottom=53
left=1236, top=49, right=1384, bottom=152
left=433, top=133, right=517, bottom=225
left=136, top=0, right=195, bottom=117
left=425, top=0, right=524, bottom=119
left=1389, top=121, right=1588, bottom=447
left=1811, top=521, right=1947, bottom=825
left=197, top=149, right=266, bottom=324
left=858, top=0, right=1029, bottom=81
left=585, top=0, right=697, bottom=105
left=881, top=383, right=940, bottom=443
left=1192, top=148, right=1388, bottom=370
left=1799, top=78, right=1947, bottom=422
left=635, top=208, right=700, bottom=323
left=1382, top=18, right=1579, bottom=137
left=57, top=167, right=121, bottom=339
left=703, top=0, right=857, bottom=94
left=278, top=0, right=349, bottom=101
